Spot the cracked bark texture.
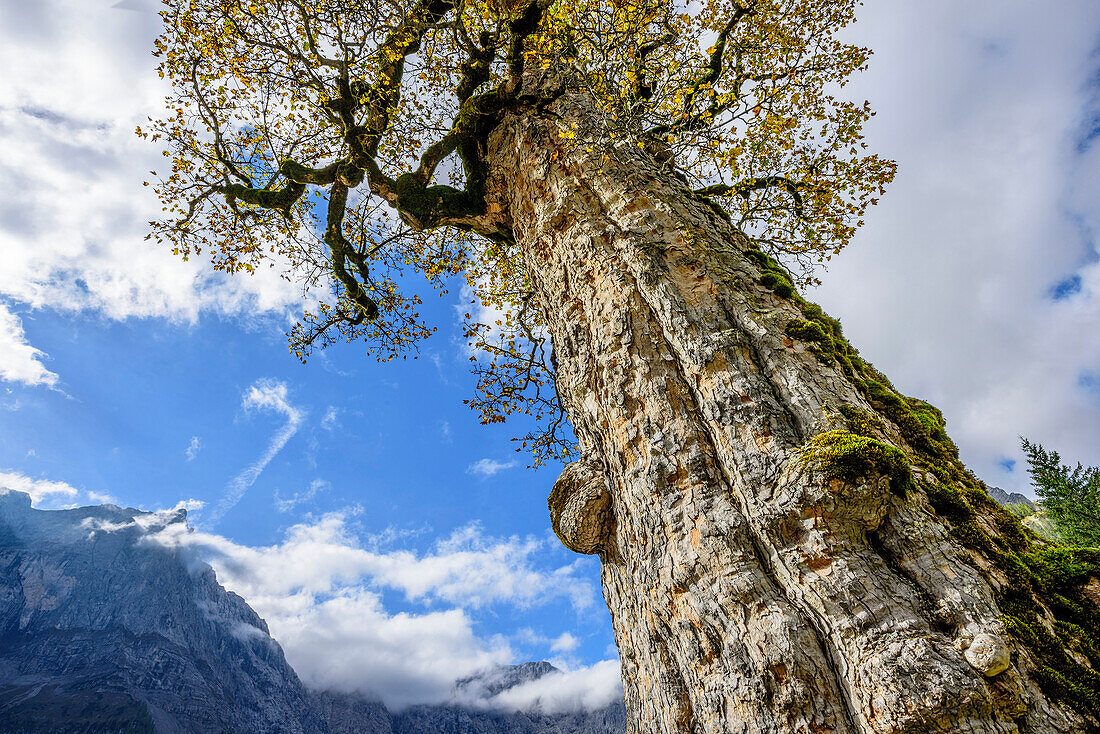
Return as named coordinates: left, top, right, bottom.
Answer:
left=483, top=83, right=1096, bottom=734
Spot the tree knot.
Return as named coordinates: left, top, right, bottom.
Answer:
left=957, top=631, right=1012, bottom=678
left=548, top=457, right=613, bottom=556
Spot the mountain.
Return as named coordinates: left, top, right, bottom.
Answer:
left=0, top=490, right=625, bottom=733
left=986, top=486, right=1036, bottom=510
left=0, top=490, right=320, bottom=734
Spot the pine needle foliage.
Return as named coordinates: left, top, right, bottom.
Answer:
left=1022, top=438, right=1100, bottom=548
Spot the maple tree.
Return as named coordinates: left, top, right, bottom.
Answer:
left=145, top=1, right=1100, bottom=732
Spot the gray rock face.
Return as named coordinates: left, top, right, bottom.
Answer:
left=391, top=702, right=627, bottom=734
left=309, top=689, right=393, bottom=734
left=0, top=491, right=626, bottom=733
left=0, top=490, right=321, bottom=734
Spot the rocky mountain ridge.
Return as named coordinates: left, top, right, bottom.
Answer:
left=986, top=486, right=1036, bottom=510
left=0, top=490, right=625, bottom=733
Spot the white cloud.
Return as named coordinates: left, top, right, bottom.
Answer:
left=466, top=458, right=517, bottom=478
left=808, top=1, right=1100, bottom=494
left=185, top=436, right=202, bottom=461
left=0, top=471, right=78, bottom=505
left=208, top=379, right=305, bottom=523
left=460, top=660, right=624, bottom=714
left=85, top=490, right=119, bottom=505
left=1, top=0, right=1095, bottom=502
left=550, top=632, right=579, bottom=654
left=0, top=304, right=58, bottom=387
left=171, top=498, right=206, bottom=513
left=0, top=0, right=308, bottom=365
left=274, top=478, right=329, bottom=513
left=0, top=470, right=115, bottom=508
left=144, top=513, right=599, bottom=708
left=269, top=589, right=510, bottom=709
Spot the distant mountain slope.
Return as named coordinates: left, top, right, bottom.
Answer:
left=0, top=490, right=625, bottom=733
left=0, top=490, right=320, bottom=734
left=391, top=698, right=626, bottom=734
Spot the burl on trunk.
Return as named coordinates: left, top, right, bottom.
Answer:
left=483, top=84, right=1100, bottom=734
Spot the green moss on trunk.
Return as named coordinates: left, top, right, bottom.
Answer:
left=799, top=429, right=913, bottom=496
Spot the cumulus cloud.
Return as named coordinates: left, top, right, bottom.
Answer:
left=270, top=590, right=509, bottom=709
left=0, top=304, right=58, bottom=387
left=153, top=514, right=594, bottom=611
left=208, top=379, right=305, bottom=523
left=144, top=513, right=599, bottom=708
left=0, top=0, right=307, bottom=359
left=466, top=458, right=518, bottom=478
left=171, top=498, right=206, bottom=513
left=0, top=471, right=78, bottom=505
left=550, top=632, right=580, bottom=654
left=809, top=0, right=1100, bottom=493
left=0, top=470, right=115, bottom=508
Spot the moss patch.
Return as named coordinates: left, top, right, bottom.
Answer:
left=837, top=404, right=887, bottom=439
left=799, top=429, right=913, bottom=496
left=785, top=319, right=834, bottom=359
left=745, top=247, right=796, bottom=298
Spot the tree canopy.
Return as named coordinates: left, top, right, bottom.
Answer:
left=143, top=0, right=895, bottom=461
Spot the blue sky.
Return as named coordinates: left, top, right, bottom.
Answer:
left=0, top=294, right=617, bottom=707
left=1, top=0, right=1100, bottom=712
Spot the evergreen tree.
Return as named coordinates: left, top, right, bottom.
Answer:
left=1022, top=438, right=1100, bottom=548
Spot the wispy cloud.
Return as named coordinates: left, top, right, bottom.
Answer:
left=184, top=435, right=202, bottom=461
left=85, top=489, right=118, bottom=504
left=465, top=458, right=517, bottom=478
left=0, top=305, right=58, bottom=387
left=274, top=478, right=329, bottom=513
left=320, top=406, right=339, bottom=431
left=207, top=379, right=304, bottom=523
left=429, top=351, right=452, bottom=385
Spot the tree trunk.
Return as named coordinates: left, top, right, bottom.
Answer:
left=483, top=82, right=1100, bottom=734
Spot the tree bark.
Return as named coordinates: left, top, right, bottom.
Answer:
left=483, top=83, right=1099, bottom=734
